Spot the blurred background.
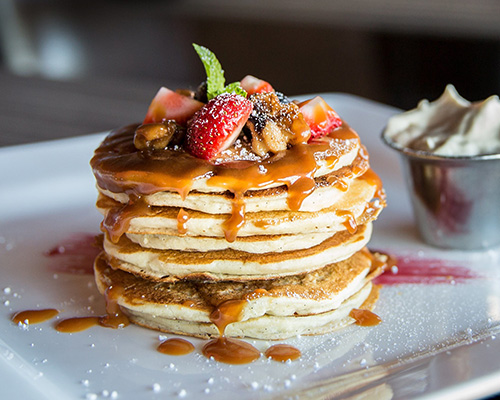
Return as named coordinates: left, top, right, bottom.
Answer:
left=1, top=0, right=500, bottom=145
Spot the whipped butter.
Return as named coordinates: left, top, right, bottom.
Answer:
left=384, top=85, right=500, bottom=156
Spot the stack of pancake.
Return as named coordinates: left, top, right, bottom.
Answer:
left=91, top=116, right=386, bottom=340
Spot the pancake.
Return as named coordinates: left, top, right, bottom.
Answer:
left=94, top=249, right=384, bottom=339
left=102, top=223, right=373, bottom=281
left=126, top=231, right=334, bottom=254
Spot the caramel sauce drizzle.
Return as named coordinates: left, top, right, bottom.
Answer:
left=54, top=285, right=130, bottom=333
left=98, top=285, right=130, bottom=329
left=335, top=167, right=385, bottom=235
left=359, top=168, right=385, bottom=203
left=102, top=195, right=150, bottom=243
left=12, top=309, right=59, bottom=325
left=337, top=210, right=358, bottom=234
left=209, top=299, right=247, bottom=334
left=90, top=123, right=360, bottom=242
left=327, top=176, right=349, bottom=192
left=222, top=195, right=246, bottom=242
left=252, top=219, right=280, bottom=229
left=176, top=208, right=190, bottom=235
left=286, top=176, right=317, bottom=211
left=326, top=146, right=370, bottom=194
left=202, top=299, right=261, bottom=364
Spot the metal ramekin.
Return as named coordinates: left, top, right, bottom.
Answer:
left=382, top=134, right=500, bottom=250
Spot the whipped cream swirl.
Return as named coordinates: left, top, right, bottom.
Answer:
left=384, top=84, right=500, bottom=156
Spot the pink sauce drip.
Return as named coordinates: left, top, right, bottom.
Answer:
left=374, top=252, right=479, bottom=286
left=45, top=233, right=100, bottom=275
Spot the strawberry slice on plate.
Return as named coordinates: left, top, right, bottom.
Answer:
left=143, top=87, right=204, bottom=126
left=240, top=75, right=274, bottom=96
left=298, top=96, right=342, bottom=140
left=187, top=93, right=253, bottom=160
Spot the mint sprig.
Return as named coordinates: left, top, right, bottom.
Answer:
left=193, top=43, right=247, bottom=100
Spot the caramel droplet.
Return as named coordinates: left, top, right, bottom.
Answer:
left=55, top=316, right=100, bottom=333
left=157, top=338, right=195, bottom=356
left=349, top=308, right=382, bottom=326
left=12, top=309, right=59, bottom=325
left=264, top=344, right=301, bottom=362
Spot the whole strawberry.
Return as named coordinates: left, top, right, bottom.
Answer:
left=187, top=93, right=253, bottom=160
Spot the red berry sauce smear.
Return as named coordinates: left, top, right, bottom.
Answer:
left=45, top=233, right=100, bottom=275
left=374, top=251, right=480, bottom=286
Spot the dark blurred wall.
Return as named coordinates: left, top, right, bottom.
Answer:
left=2, top=0, right=499, bottom=109
left=379, top=33, right=500, bottom=109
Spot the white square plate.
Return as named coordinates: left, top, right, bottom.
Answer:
left=1, top=94, right=500, bottom=400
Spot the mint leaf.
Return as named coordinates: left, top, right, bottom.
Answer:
left=193, top=43, right=247, bottom=100
left=222, top=82, right=247, bottom=98
left=193, top=44, right=225, bottom=100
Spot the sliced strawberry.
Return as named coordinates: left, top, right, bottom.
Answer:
left=186, top=93, right=253, bottom=160
left=240, top=75, right=274, bottom=96
left=143, top=87, right=204, bottom=126
left=298, top=96, right=342, bottom=140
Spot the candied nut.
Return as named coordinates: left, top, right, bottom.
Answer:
left=134, top=121, right=184, bottom=150
left=250, top=134, right=269, bottom=157
left=246, top=93, right=311, bottom=155
left=262, top=120, right=287, bottom=153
